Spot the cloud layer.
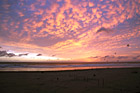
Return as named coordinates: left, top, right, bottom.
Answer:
left=0, top=0, right=140, bottom=60
left=0, top=51, right=16, bottom=57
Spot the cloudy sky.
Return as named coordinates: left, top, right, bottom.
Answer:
left=0, top=0, right=140, bottom=62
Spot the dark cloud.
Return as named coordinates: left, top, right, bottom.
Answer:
left=89, top=55, right=115, bottom=59
left=117, top=56, right=129, bottom=59
left=0, top=46, right=2, bottom=48
left=0, top=51, right=7, bottom=57
left=102, top=55, right=115, bottom=60
left=104, top=55, right=110, bottom=58
left=52, top=55, right=56, bottom=57
left=36, top=54, right=42, bottom=56
left=0, top=51, right=16, bottom=57
left=102, top=55, right=129, bottom=60
left=92, top=56, right=99, bottom=58
left=18, top=53, right=28, bottom=57
left=90, top=55, right=140, bottom=61
left=96, top=27, right=113, bottom=34
left=7, top=53, right=16, bottom=57
left=88, top=56, right=100, bottom=59
left=104, top=55, right=115, bottom=58
left=133, top=55, right=140, bottom=59
left=103, top=55, right=140, bottom=61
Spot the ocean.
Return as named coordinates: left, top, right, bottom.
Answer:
left=0, top=62, right=140, bottom=71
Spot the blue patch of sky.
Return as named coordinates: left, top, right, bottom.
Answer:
left=20, top=31, right=28, bottom=38
left=115, top=16, right=140, bottom=35
left=57, top=0, right=65, bottom=7
left=35, top=27, right=42, bottom=33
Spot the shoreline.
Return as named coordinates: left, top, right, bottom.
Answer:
left=1, top=61, right=140, bottom=72
left=1, top=65, right=140, bottom=72
left=0, top=66, right=140, bottom=72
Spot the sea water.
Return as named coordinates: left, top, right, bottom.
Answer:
left=0, top=62, right=140, bottom=71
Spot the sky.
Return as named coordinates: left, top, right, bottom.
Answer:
left=0, top=0, right=140, bottom=62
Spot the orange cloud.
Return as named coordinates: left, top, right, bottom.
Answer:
left=0, top=0, right=140, bottom=60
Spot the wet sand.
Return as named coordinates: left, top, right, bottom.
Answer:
left=0, top=68, right=140, bottom=93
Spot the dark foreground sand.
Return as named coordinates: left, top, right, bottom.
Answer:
left=0, top=68, right=140, bottom=93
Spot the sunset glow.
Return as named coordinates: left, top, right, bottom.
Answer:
left=0, top=0, right=140, bottom=62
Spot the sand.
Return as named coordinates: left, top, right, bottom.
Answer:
left=0, top=68, right=140, bottom=93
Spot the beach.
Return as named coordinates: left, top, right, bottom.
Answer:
left=0, top=68, right=140, bottom=93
